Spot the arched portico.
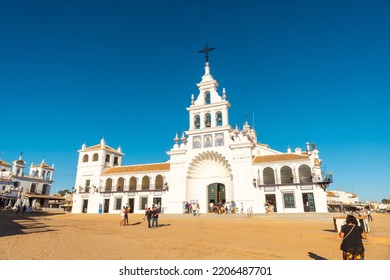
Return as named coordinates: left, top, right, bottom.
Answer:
left=186, top=151, right=233, bottom=213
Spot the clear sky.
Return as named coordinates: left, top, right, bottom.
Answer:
left=1, top=0, right=389, bottom=202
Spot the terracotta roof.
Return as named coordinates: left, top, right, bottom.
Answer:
left=24, top=193, right=65, bottom=200
left=253, top=153, right=309, bottom=163
left=326, top=191, right=337, bottom=197
left=0, top=160, right=12, bottom=167
left=102, top=163, right=170, bottom=175
left=31, top=163, right=54, bottom=170
left=82, top=144, right=123, bottom=155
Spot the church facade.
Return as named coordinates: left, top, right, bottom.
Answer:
left=72, top=61, right=332, bottom=215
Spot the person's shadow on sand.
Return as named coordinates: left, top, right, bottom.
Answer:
left=157, top=223, right=171, bottom=228
left=308, top=252, right=327, bottom=260
left=127, top=222, right=142, bottom=226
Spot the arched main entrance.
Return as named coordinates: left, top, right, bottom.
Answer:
left=186, top=151, right=233, bottom=213
left=208, top=183, right=226, bottom=204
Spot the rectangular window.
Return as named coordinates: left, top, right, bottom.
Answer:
left=2, top=186, right=6, bottom=191
left=31, top=183, right=36, bottom=193
left=140, top=197, right=148, bottom=210
left=42, top=184, right=48, bottom=195
left=283, top=193, right=295, bottom=208
left=115, top=198, right=122, bottom=210
left=85, top=180, right=90, bottom=187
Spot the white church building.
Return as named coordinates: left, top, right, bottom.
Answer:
left=72, top=60, right=333, bottom=215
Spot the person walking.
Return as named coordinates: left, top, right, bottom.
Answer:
left=144, top=207, right=152, bottom=228
left=151, top=206, right=159, bottom=228
left=339, top=215, right=367, bottom=260
left=124, top=205, right=129, bottom=225
left=366, top=208, right=373, bottom=222
left=192, top=203, right=198, bottom=216
left=120, top=206, right=126, bottom=226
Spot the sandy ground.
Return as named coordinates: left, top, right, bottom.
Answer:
left=0, top=211, right=389, bottom=260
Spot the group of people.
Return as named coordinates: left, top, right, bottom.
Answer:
left=183, top=201, right=200, bottom=216
left=143, top=204, right=160, bottom=228
left=208, top=201, right=241, bottom=214
left=120, top=205, right=131, bottom=226
left=183, top=201, right=244, bottom=215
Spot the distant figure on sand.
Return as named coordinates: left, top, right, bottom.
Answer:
left=144, top=207, right=152, bottom=228
left=366, top=207, right=373, bottom=222
left=152, top=206, right=159, bottom=228
left=120, top=206, right=126, bottom=226
left=192, top=203, right=198, bottom=216
left=339, top=215, right=367, bottom=260
left=124, top=205, right=129, bottom=225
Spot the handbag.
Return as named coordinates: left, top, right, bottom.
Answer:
left=340, top=225, right=355, bottom=252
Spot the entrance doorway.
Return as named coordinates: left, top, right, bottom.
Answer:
left=153, top=197, right=162, bottom=206
left=82, top=199, right=88, bottom=213
left=302, top=193, right=316, bottom=212
left=265, top=194, right=277, bottom=212
left=103, top=199, right=110, bottom=213
left=208, top=183, right=226, bottom=204
left=128, top=198, right=134, bottom=213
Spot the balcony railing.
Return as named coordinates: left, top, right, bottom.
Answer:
left=98, top=184, right=164, bottom=193
left=256, top=173, right=333, bottom=188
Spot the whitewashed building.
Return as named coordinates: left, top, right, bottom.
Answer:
left=0, top=154, right=57, bottom=209
left=72, top=61, right=333, bottom=214
left=327, top=190, right=360, bottom=205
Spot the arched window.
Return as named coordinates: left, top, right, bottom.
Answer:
left=299, top=164, right=312, bottom=183
left=263, top=167, right=275, bottom=185
left=205, top=113, right=211, bottom=127
left=117, top=177, right=124, bottom=192
left=205, top=91, right=211, bottom=104
left=105, top=154, right=110, bottom=163
left=194, top=115, right=200, bottom=129
left=82, top=154, right=89, bottom=162
left=105, top=178, right=112, bottom=192
left=114, top=157, right=119, bottom=166
left=216, top=111, right=223, bottom=126
left=155, top=175, right=163, bottom=190
left=280, top=166, right=294, bottom=184
left=142, top=176, right=150, bottom=191
left=129, top=176, right=137, bottom=191
left=92, top=153, right=99, bottom=161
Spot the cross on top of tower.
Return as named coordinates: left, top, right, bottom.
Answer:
left=198, top=44, right=215, bottom=62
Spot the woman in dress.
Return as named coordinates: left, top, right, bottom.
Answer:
left=339, top=215, right=367, bottom=260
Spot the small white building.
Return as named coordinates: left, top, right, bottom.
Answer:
left=327, top=190, right=360, bottom=205
left=72, top=60, right=333, bottom=215
left=0, top=154, right=57, bottom=209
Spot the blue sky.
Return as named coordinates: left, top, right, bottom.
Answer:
left=0, top=0, right=389, bottom=202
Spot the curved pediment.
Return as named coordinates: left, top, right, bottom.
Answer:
left=187, top=151, right=232, bottom=179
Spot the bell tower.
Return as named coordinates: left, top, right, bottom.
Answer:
left=185, top=59, right=231, bottom=152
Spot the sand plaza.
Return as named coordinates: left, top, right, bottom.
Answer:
left=0, top=211, right=389, bottom=260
